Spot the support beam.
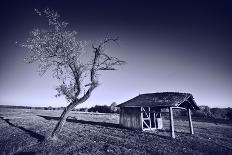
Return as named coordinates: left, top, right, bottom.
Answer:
left=171, top=107, right=187, bottom=110
left=149, top=107, right=151, bottom=130
left=141, top=107, right=143, bottom=130
left=169, top=107, right=175, bottom=138
left=188, top=108, right=194, bottom=134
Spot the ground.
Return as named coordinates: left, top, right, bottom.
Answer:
left=0, top=108, right=231, bottom=155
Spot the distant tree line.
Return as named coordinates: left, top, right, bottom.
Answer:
left=75, top=102, right=119, bottom=113
left=0, top=102, right=119, bottom=114
left=0, top=105, right=65, bottom=110
left=169, top=106, right=232, bottom=121
left=192, top=106, right=232, bottom=120
left=1, top=104, right=232, bottom=120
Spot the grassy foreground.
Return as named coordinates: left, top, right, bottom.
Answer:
left=0, top=108, right=231, bottom=155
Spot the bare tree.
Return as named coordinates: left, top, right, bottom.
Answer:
left=21, top=8, right=125, bottom=139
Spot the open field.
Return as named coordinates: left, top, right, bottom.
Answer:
left=0, top=108, right=232, bottom=155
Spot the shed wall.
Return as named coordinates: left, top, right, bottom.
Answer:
left=119, top=107, right=141, bottom=130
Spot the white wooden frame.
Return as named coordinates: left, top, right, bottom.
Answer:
left=141, top=107, right=156, bottom=131
left=169, top=107, right=194, bottom=138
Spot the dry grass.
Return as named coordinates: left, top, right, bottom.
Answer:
left=0, top=108, right=231, bottom=155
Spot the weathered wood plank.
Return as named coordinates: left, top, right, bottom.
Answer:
left=169, top=107, right=175, bottom=138
left=188, top=108, right=194, bottom=134
left=119, top=107, right=141, bottom=130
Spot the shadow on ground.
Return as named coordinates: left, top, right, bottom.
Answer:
left=37, top=115, right=173, bottom=140
left=14, top=151, right=36, bottom=155
left=0, top=116, right=45, bottom=142
left=158, top=128, right=191, bottom=135
left=37, top=115, right=125, bottom=130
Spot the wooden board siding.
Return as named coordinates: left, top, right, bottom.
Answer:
left=119, top=107, right=141, bottom=130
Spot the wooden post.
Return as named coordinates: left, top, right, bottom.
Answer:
left=188, top=108, right=194, bottom=134
left=169, top=107, right=175, bottom=138
left=141, top=107, right=143, bottom=130
left=154, top=113, right=156, bottom=128
left=149, top=107, right=151, bottom=130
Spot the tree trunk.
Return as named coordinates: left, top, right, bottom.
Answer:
left=51, top=81, right=97, bottom=139
left=51, top=105, right=73, bottom=139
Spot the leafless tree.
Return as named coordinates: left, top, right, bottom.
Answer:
left=21, top=8, right=125, bottom=139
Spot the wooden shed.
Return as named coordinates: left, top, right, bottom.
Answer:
left=117, top=92, right=200, bottom=138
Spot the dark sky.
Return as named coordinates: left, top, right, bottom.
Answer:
left=0, top=0, right=232, bottom=108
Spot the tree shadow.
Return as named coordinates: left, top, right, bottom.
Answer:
left=144, top=130, right=172, bottom=140
left=14, top=151, right=36, bottom=155
left=37, top=115, right=175, bottom=140
left=159, top=128, right=191, bottom=135
left=144, top=128, right=192, bottom=139
left=0, top=116, right=45, bottom=142
left=175, top=130, right=192, bottom=135
left=37, top=115, right=125, bottom=130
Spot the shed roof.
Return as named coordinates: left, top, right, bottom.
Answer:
left=117, top=92, right=199, bottom=110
